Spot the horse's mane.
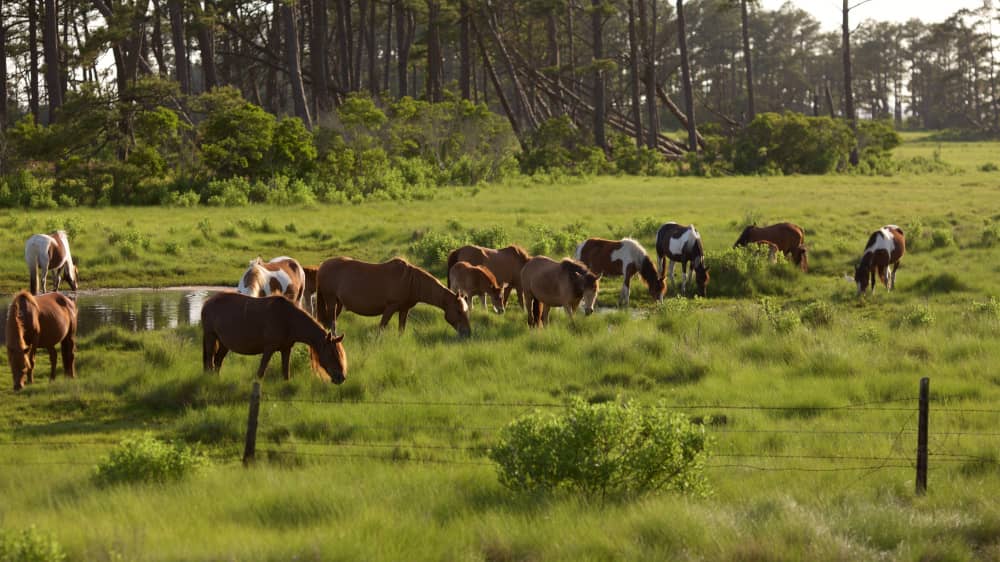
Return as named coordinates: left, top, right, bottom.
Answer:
left=864, top=231, right=881, bottom=252
left=560, top=259, right=593, bottom=277
left=503, top=245, right=530, bottom=261
left=734, top=226, right=754, bottom=247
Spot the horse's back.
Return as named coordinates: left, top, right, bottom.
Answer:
left=31, top=292, right=76, bottom=346
left=317, top=257, right=410, bottom=315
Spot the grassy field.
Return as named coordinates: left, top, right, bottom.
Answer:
left=2, top=136, right=1000, bottom=560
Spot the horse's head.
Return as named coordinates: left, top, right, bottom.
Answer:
left=640, top=258, right=666, bottom=302
left=734, top=226, right=753, bottom=248
left=695, top=263, right=710, bottom=297
left=488, top=283, right=505, bottom=314
left=577, top=272, right=601, bottom=316
left=792, top=245, right=809, bottom=273
left=9, top=345, right=31, bottom=391
left=310, top=332, right=347, bottom=384
left=853, top=262, right=869, bottom=296
left=63, top=264, right=79, bottom=291
left=445, top=292, right=472, bottom=337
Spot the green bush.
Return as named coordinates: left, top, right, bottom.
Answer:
left=411, top=231, right=467, bottom=270
left=469, top=224, right=509, bottom=248
left=203, top=177, right=251, bottom=207
left=901, top=305, right=935, bottom=327
left=799, top=300, right=835, bottom=327
left=706, top=245, right=786, bottom=298
left=731, top=112, right=856, bottom=174
left=981, top=223, right=1000, bottom=247
left=759, top=297, right=801, bottom=333
left=930, top=228, right=956, bottom=249
left=489, top=399, right=711, bottom=498
left=94, top=433, right=209, bottom=486
left=518, top=116, right=610, bottom=176
left=0, top=170, right=57, bottom=208
left=0, top=526, right=66, bottom=562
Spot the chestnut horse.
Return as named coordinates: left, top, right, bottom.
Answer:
left=734, top=223, right=809, bottom=272
left=575, top=237, right=665, bottom=306
left=7, top=291, right=77, bottom=391
left=520, top=257, right=600, bottom=327
left=303, top=265, right=319, bottom=316
left=237, top=256, right=306, bottom=305
left=655, top=223, right=710, bottom=297
left=447, top=245, right=530, bottom=309
left=851, top=225, right=906, bottom=295
left=449, top=261, right=504, bottom=313
left=201, top=292, right=347, bottom=382
left=316, top=257, right=471, bottom=336
left=25, top=231, right=79, bottom=295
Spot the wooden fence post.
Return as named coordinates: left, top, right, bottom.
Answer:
left=243, top=381, right=261, bottom=467
left=916, top=377, right=929, bottom=495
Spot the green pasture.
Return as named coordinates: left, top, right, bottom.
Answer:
left=2, top=137, right=1000, bottom=560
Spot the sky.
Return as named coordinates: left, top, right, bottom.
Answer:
left=761, top=0, right=990, bottom=30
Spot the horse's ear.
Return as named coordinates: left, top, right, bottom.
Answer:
left=330, top=333, right=345, bottom=343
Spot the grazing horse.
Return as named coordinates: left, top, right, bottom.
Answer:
left=303, top=265, right=319, bottom=316
left=734, top=222, right=809, bottom=272
left=448, top=261, right=504, bottom=313
left=574, top=237, right=665, bottom=306
left=237, top=256, right=306, bottom=305
left=520, top=257, right=600, bottom=327
left=7, top=291, right=77, bottom=391
left=447, top=245, right=531, bottom=309
left=851, top=225, right=906, bottom=295
left=24, top=231, right=79, bottom=295
left=655, top=223, right=710, bottom=297
left=316, top=257, right=471, bottom=337
left=201, top=292, right=347, bottom=383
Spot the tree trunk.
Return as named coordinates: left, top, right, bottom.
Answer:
left=627, top=0, right=642, bottom=147
left=336, top=0, right=351, bottom=91
left=42, top=0, right=62, bottom=122
left=459, top=0, right=471, bottom=99
left=28, top=0, right=40, bottom=120
left=366, top=0, right=376, bottom=93
left=395, top=4, right=410, bottom=96
left=567, top=0, right=575, bottom=98
left=283, top=1, right=312, bottom=128
left=426, top=0, right=442, bottom=102
left=310, top=0, right=331, bottom=112
left=591, top=0, right=606, bottom=151
left=842, top=0, right=857, bottom=165
left=825, top=80, right=836, bottom=118
left=197, top=1, right=218, bottom=91
left=355, top=0, right=365, bottom=92
left=150, top=0, right=168, bottom=77
left=384, top=0, right=392, bottom=93
left=639, top=0, right=658, bottom=148
left=267, top=0, right=281, bottom=111
left=740, top=0, right=755, bottom=121
left=0, top=0, right=7, bottom=128
left=168, top=0, right=191, bottom=94
left=472, top=19, right=523, bottom=145
left=677, top=0, right=696, bottom=152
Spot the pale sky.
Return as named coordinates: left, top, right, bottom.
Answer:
left=761, top=0, right=991, bottom=30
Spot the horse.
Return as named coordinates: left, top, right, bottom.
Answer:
left=655, top=222, right=710, bottom=297
left=6, top=291, right=77, bottom=391
left=24, top=231, right=79, bottom=295
left=574, top=237, right=665, bottom=306
left=448, top=261, right=504, bottom=313
left=850, top=225, right=906, bottom=296
left=447, top=245, right=531, bottom=309
left=734, top=222, right=809, bottom=272
left=303, top=265, right=319, bottom=316
left=520, top=257, right=600, bottom=327
left=201, top=292, right=347, bottom=383
left=237, top=256, right=306, bottom=305
left=315, top=257, right=471, bottom=337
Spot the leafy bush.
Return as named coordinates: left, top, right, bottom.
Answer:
left=470, top=225, right=509, bottom=248
left=731, top=112, right=856, bottom=174
left=930, top=228, right=956, bottom=249
left=706, top=245, right=789, bottom=298
left=0, top=526, right=66, bottom=562
left=411, top=231, right=467, bottom=269
left=981, top=223, right=1000, bottom=247
left=979, top=162, right=999, bottom=172
left=518, top=116, right=610, bottom=176
left=799, top=300, right=835, bottom=327
left=901, top=305, right=935, bottom=327
left=490, top=399, right=711, bottom=498
left=760, top=297, right=801, bottom=333
left=970, top=296, right=1000, bottom=318
left=528, top=222, right=588, bottom=256
left=94, top=433, right=209, bottom=486
left=0, top=170, right=57, bottom=208
left=203, top=177, right=251, bottom=207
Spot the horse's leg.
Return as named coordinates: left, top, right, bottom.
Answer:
left=397, top=306, right=412, bottom=332
left=620, top=275, right=631, bottom=307
left=203, top=331, right=217, bottom=371
left=280, top=347, right=292, bottom=380
left=26, top=346, right=36, bottom=385
left=379, top=304, right=400, bottom=331
left=658, top=255, right=667, bottom=281
left=889, top=263, right=898, bottom=290
left=47, top=347, right=58, bottom=381
left=502, top=285, right=513, bottom=309
left=668, top=261, right=677, bottom=295
left=214, top=347, right=229, bottom=371
left=256, top=351, right=275, bottom=379
left=61, top=336, right=76, bottom=379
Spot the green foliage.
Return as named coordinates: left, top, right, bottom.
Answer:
left=528, top=222, right=587, bottom=256
left=982, top=223, right=1000, bottom=247
left=94, top=433, right=209, bottom=486
left=411, top=231, right=467, bottom=269
left=0, top=526, right=66, bottom=562
left=979, top=162, right=999, bottom=172
left=469, top=225, right=509, bottom=248
left=518, top=116, right=610, bottom=176
left=759, top=297, right=801, bottom=333
left=970, top=296, right=1000, bottom=317
left=198, top=89, right=277, bottom=179
left=489, top=399, right=711, bottom=498
left=930, top=228, right=956, bottom=248
left=0, top=170, right=57, bottom=208
left=706, top=245, right=788, bottom=298
left=901, top=304, right=935, bottom=327
left=799, top=300, right=835, bottom=327
left=732, top=112, right=856, bottom=174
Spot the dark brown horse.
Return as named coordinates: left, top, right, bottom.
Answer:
left=447, top=245, right=530, bottom=309
left=7, top=291, right=77, bottom=391
left=201, top=292, right=347, bottom=382
left=575, top=237, right=665, bottom=306
left=520, top=257, right=600, bottom=327
left=655, top=222, right=710, bottom=297
left=448, top=261, right=504, bottom=313
left=25, top=231, right=79, bottom=295
left=851, top=225, right=906, bottom=296
left=734, top=222, right=809, bottom=272
left=316, top=257, right=471, bottom=336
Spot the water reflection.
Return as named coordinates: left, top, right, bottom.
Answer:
left=0, top=288, right=227, bottom=344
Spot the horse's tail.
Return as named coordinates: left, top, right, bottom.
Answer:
left=8, top=292, right=38, bottom=351
left=445, top=249, right=459, bottom=288
left=315, top=289, right=331, bottom=329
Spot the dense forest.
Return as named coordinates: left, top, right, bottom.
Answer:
left=0, top=0, right=997, bottom=205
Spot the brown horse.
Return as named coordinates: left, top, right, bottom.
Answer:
left=574, top=237, right=665, bottom=306
left=448, top=261, right=504, bottom=313
left=316, top=257, right=471, bottom=336
left=237, top=256, right=306, bottom=305
left=447, top=245, right=530, bottom=309
left=655, top=222, right=710, bottom=297
left=303, top=265, right=319, bottom=316
left=851, top=225, right=906, bottom=296
left=734, top=223, right=809, bottom=272
left=201, top=292, right=347, bottom=382
left=7, top=291, right=77, bottom=391
left=25, top=231, right=79, bottom=295
left=520, top=257, right=600, bottom=327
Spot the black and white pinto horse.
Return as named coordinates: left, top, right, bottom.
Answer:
left=655, top=222, right=710, bottom=297
left=849, top=225, right=906, bottom=295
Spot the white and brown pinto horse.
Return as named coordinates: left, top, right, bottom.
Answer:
left=316, top=257, right=471, bottom=336
left=574, top=237, right=665, bottom=306
left=24, top=231, right=79, bottom=295
left=655, top=223, right=710, bottom=297
left=850, top=225, right=906, bottom=295
left=237, top=256, right=306, bottom=305
left=520, top=257, right=600, bottom=327
left=447, top=245, right=531, bottom=309
left=734, top=222, right=809, bottom=272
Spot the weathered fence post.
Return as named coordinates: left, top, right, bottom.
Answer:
left=916, top=377, right=929, bottom=495
left=243, top=381, right=261, bottom=467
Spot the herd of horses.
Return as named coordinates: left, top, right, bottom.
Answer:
left=6, top=221, right=907, bottom=392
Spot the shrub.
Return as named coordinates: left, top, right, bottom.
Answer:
left=930, top=228, right=956, bottom=249
left=731, top=112, right=856, bottom=174
left=705, top=245, right=784, bottom=298
left=469, top=225, right=508, bottom=248
left=799, top=300, right=835, bottom=327
left=94, top=433, right=209, bottom=486
left=410, top=231, right=467, bottom=269
left=197, top=88, right=276, bottom=179
left=518, top=116, right=610, bottom=176
left=901, top=304, right=935, bottom=327
left=760, top=297, right=801, bottom=333
left=489, top=399, right=711, bottom=498
left=203, top=177, right=251, bottom=207
left=0, top=526, right=66, bottom=562
left=981, top=223, right=1000, bottom=247
left=979, top=162, right=999, bottom=172
left=970, top=296, right=1000, bottom=317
